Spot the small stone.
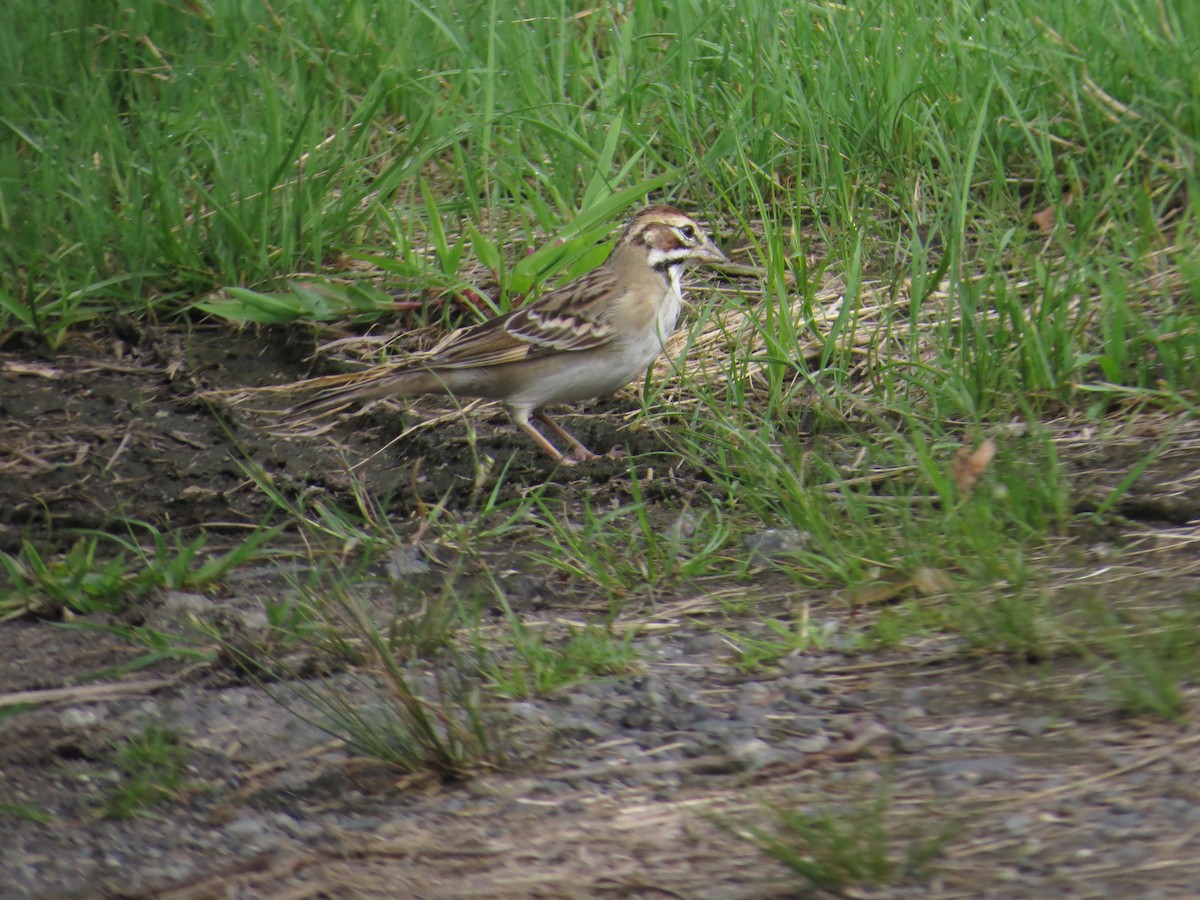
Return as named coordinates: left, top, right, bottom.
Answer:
left=385, top=545, right=429, bottom=578
left=788, top=716, right=827, bottom=735
left=900, top=687, right=927, bottom=704
left=734, top=704, right=768, bottom=725
left=225, top=816, right=269, bottom=840
left=162, top=591, right=210, bottom=614
left=502, top=573, right=545, bottom=604
left=930, top=755, right=1020, bottom=784
left=1014, top=716, right=1052, bottom=737
left=662, top=511, right=701, bottom=543
left=779, top=656, right=822, bottom=676
left=742, top=528, right=810, bottom=563
left=564, top=693, right=600, bottom=714
left=780, top=672, right=822, bottom=695
left=59, top=707, right=100, bottom=728
left=620, top=702, right=656, bottom=730
left=728, top=737, right=785, bottom=770
left=508, top=702, right=551, bottom=726
left=793, top=732, right=831, bottom=754
left=682, top=633, right=727, bottom=656
left=559, top=718, right=608, bottom=740
left=737, top=683, right=773, bottom=706
left=274, top=813, right=322, bottom=840
left=892, top=726, right=937, bottom=754
left=1003, top=813, right=1035, bottom=834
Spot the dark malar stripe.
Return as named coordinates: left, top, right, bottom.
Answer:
left=650, top=254, right=692, bottom=275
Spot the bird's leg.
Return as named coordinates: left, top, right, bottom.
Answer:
left=534, top=411, right=599, bottom=463
left=516, top=418, right=568, bottom=463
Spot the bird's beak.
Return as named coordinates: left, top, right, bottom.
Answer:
left=696, top=235, right=728, bottom=265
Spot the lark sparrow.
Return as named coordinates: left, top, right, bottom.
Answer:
left=291, top=205, right=727, bottom=463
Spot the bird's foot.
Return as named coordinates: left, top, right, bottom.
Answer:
left=561, top=444, right=601, bottom=465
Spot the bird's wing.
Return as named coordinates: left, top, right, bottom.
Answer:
left=426, top=267, right=620, bottom=369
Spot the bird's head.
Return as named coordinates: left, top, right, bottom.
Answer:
left=617, top=205, right=727, bottom=272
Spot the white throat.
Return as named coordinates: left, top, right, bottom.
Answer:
left=658, top=262, right=685, bottom=342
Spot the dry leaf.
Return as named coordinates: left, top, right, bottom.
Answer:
left=1, top=361, right=63, bottom=379
left=951, top=438, right=997, bottom=497
left=847, top=576, right=912, bottom=608
left=1032, top=185, right=1080, bottom=233
left=1031, top=203, right=1057, bottom=233
left=847, top=567, right=954, bottom=608
left=911, top=567, right=955, bottom=594
left=179, top=485, right=220, bottom=500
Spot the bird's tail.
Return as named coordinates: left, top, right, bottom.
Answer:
left=287, top=367, right=441, bottom=419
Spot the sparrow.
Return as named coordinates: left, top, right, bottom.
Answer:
left=290, top=204, right=727, bottom=463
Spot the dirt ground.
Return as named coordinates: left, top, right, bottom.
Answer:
left=2, top=324, right=1199, bottom=898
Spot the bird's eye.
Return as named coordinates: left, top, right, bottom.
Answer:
left=679, top=225, right=696, bottom=240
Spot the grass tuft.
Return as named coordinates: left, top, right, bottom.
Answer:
left=104, top=723, right=190, bottom=820
left=721, top=785, right=955, bottom=893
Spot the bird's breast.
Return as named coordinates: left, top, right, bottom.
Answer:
left=608, top=278, right=680, bottom=379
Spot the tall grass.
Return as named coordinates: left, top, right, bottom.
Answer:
left=5, top=2, right=1196, bottom=790
left=1, top=0, right=1193, bottom=400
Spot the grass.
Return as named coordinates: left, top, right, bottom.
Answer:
left=0, top=522, right=281, bottom=621
left=530, top=474, right=741, bottom=603
left=3, top=1, right=1195, bottom=366
left=2, top=0, right=1190, bottom=705
left=721, top=785, right=954, bottom=892
left=103, top=722, right=190, bottom=820
left=1089, top=596, right=1200, bottom=720
left=719, top=610, right=840, bottom=673
left=3, top=0, right=1199, bottom=872
left=0, top=802, right=52, bottom=825
left=224, top=569, right=505, bottom=778
left=487, top=612, right=640, bottom=698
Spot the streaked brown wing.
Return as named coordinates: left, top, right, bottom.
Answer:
left=422, top=316, right=535, bottom=369
left=426, top=266, right=619, bottom=370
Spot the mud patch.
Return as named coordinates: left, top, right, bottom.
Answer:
left=0, top=323, right=702, bottom=559
left=2, top=327, right=1200, bottom=897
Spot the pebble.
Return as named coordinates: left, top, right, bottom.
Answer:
left=225, top=816, right=269, bottom=841
left=791, top=732, right=831, bottom=754
left=892, top=725, right=942, bottom=754
left=501, top=573, right=546, bottom=605
left=59, top=707, right=100, bottom=728
left=661, top=510, right=701, bottom=543
left=742, top=528, right=811, bottom=562
left=161, top=591, right=211, bottom=615
left=727, top=737, right=785, bottom=770
left=928, top=754, right=1020, bottom=784
left=274, top=813, right=322, bottom=840
left=385, top=545, right=429, bottom=578
left=1014, top=716, right=1053, bottom=737
left=1003, top=812, right=1035, bottom=834
left=788, top=715, right=827, bottom=735
left=737, top=682, right=773, bottom=705
left=508, top=701, right=550, bottom=724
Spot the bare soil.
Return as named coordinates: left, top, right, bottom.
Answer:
left=2, top=325, right=1199, bottom=898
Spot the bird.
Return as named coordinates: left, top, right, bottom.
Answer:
left=289, top=205, right=727, bottom=464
